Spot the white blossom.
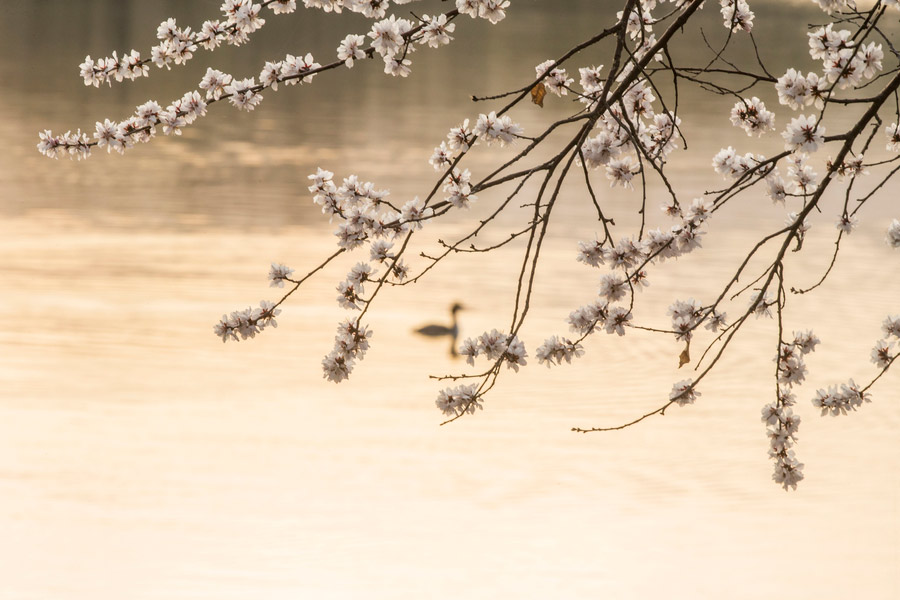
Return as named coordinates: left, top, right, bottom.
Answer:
left=269, top=0, right=297, bottom=14
left=782, top=115, right=824, bottom=153
left=337, top=34, right=367, bottom=67
left=535, top=336, right=585, bottom=367
left=605, top=157, right=639, bottom=188
left=720, top=0, right=754, bottom=32
left=400, top=197, right=433, bottom=231
left=605, top=306, right=632, bottom=335
left=886, top=219, right=900, bottom=248
left=835, top=213, right=858, bottom=234
left=420, top=14, right=455, bottom=48
left=447, top=119, right=474, bottom=152
left=268, top=262, right=295, bottom=287
left=436, top=383, right=481, bottom=417
left=750, top=290, right=773, bottom=319
left=729, top=97, right=774, bottom=136
left=870, top=339, right=894, bottom=368
left=534, top=59, right=574, bottom=96
left=576, top=239, right=605, bottom=267
left=322, top=350, right=353, bottom=383
left=669, top=379, right=700, bottom=406
left=224, top=77, right=263, bottom=111
left=882, top=315, right=900, bottom=339
left=473, top=111, right=523, bottom=146
left=281, top=53, right=320, bottom=85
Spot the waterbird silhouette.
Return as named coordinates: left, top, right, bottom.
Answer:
left=414, top=303, right=465, bottom=357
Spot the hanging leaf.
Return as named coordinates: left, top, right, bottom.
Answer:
left=678, top=341, right=691, bottom=368
left=530, top=82, right=546, bottom=107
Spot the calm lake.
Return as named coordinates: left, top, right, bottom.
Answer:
left=1, top=1, right=898, bottom=598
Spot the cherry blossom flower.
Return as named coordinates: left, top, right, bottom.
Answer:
left=420, top=14, right=455, bottom=48
left=885, top=219, right=900, bottom=248
left=750, top=290, right=773, bottom=319
left=534, top=59, right=574, bottom=96
left=605, top=306, right=632, bottom=336
left=400, top=197, right=433, bottom=231
left=447, top=119, right=474, bottom=152
left=270, top=0, right=297, bottom=15
left=535, top=336, right=585, bottom=367
left=720, top=0, right=754, bottom=32
left=384, top=56, right=412, bottom=77
left=337, top=34, right=367, bottom=67
left=605, top=157, right=639, bottom=188
left=436, top=383, right=482, bottom=417
left=729, top=97, right=775, bottom=136
left=281, top=53, right=320, bottom=85
left=224, top=77, right=263, bottom=111
left=322, top=350, right=353, bottom=383
left=886, top=123, right=900, bottom=152
left=835, top=213, right=858, bottom=234
left=473, top=111, right=523, bottom=146
left=870, top=339, right=894, bottom=368
left=882, top=315, right=900, bottom=339
left=812, top=380, right=870, bottom=416
left=772, top=451, right=804, bottom=491
left=782, top=115, right=824, bottom=153
left=669, top=379, right=700, bottom=406
left=577, top=239, right=605, bottom=267
left=268, top=263, right=295, bottom=287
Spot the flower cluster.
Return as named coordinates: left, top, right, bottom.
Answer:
left=729, top=97, right=775, bottom=137
left=811, top=380, right=870, bottom=416
left=711, top=146, right=766, bottom=180
left=719, top=0, right=754, bottom=33
left=458, top=330, right=528, bottom=371
left=307, top=168, right=406, bottom=250
left=322, top=319, right=373, bottom=382
left=886, top=219, right=900, bottom=248
left=472, top=111, right=524, bottom=147
left=775, top=69, right=829, bottom=111
left=579, top=80, right=682, bottom=187
left=38, top=91, right=209, bottom=159
left=535, top=336, right=585, bottom=367
left=548, top=197, right=719, bottom=365
left=79, top=1, right=288, bottom=89
left=534, top=60, right=574, bottom=97
left=761, top=387, right=803, bottom=491
left=565, top=300, right=632, bottom=338
left=810, top=316, right=898, bottom=418
left=668, top=298, right=726, bottom=341
left=763, top=330, right=820, bottom=490
left=669, top=379, right=700, bottom=406
left=435, top=383, right=482, bottom=417
left=268, top=262, right=295, bottom=287
left=807, top=24, right=882, bottom=89
left=337, top=263, right=373, bottom=310
left=213, top=300, right=282, bottom=342
left=39, top=0, right=513, bottom=159
left=455, top=0, right=510, bottom=24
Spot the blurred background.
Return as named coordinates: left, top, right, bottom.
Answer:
left=1, top=1, right=898, bottom=598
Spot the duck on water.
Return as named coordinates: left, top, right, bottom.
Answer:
left=414, top=303, right=465, bottom=357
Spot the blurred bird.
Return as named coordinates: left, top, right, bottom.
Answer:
left=414, top=302, right=465, bottom=357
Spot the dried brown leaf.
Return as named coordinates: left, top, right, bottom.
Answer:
left=530, top=82, right=546, bottom=108
left=678, top=342, right=690, bottom=368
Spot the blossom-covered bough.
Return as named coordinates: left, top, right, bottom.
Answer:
left=39, top=0, right=900, bottom=490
